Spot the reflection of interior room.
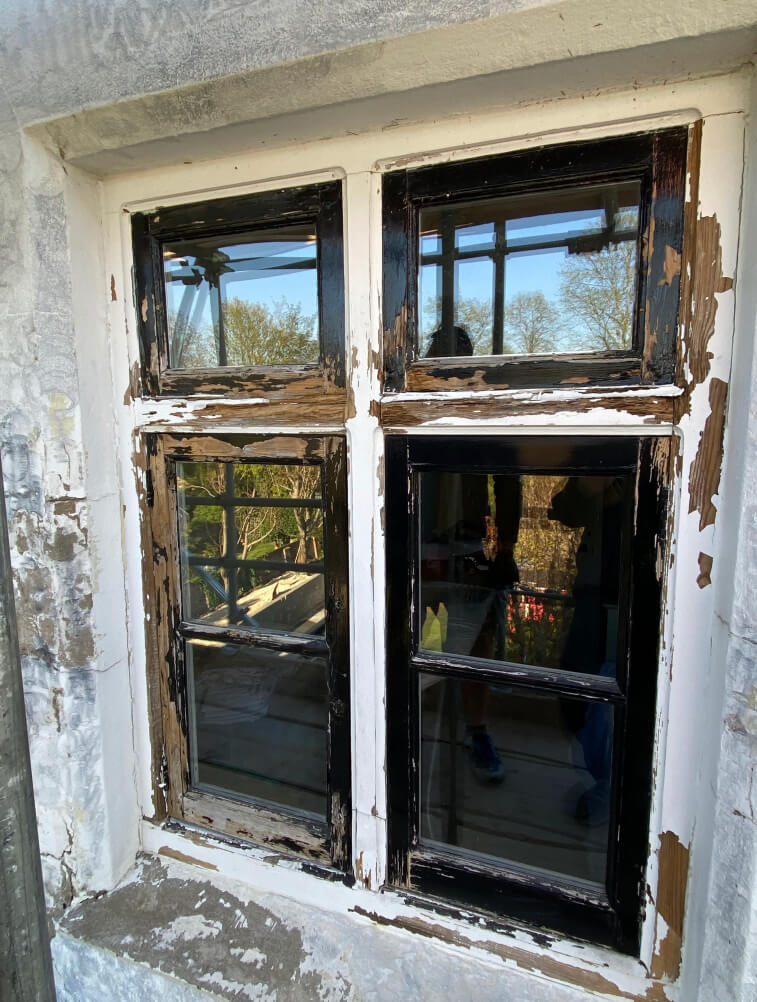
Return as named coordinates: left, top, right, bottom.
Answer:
left=187, top=644, right=329, bottom=820
left=418, top=470, right=627, bottom=888
left=420, top=678, right=611, bottom=889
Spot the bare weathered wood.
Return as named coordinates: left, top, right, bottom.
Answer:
left=380, top=390, right=676, bottom=428
left=0, top=453, right=56, bottom=1002
left=183, top=790, right=329, bottom=862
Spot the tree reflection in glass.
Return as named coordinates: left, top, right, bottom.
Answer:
left=177, top=461, right=325, bottom=637
left=418, top=181, right=640, bottom=358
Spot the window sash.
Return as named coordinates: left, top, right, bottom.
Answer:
left=144, top=432, right=351, bottom=871
left=382, top=129, right=687, bottom=393
left=132, top=181, right=345, bottom=397
left=385, top=434, right=670, bottom=953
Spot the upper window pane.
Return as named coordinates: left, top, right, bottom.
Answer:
left=163, top=225, right=319, bottom=368
left=418, top=181, right=640, bottom=358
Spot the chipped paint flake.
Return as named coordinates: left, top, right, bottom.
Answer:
left=659, top=245, right=681, bottom=287
left=688, top=377, right=728, bottom=530
left=650, top=831, right=689, bottom=981
left=696, top=552, right=713, bottom=589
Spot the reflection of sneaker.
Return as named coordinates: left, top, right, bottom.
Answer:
left=464, top=730, right=505, bottom=783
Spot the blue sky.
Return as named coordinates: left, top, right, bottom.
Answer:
left=164, top=197, right=638, bottom=361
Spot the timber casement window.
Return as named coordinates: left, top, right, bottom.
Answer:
left=134, top=179, right=351, bottom=870
left=382, top=129, right=686, bottom=392
left=382, top=128, right=687, bottom=949
left=145, top=433, right=351, bottom=869
left=132, top=180, right=344, bottom=398
left=385, top=435, right=669, bottom=952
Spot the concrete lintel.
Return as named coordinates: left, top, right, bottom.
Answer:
left=24, top=11, right=757, bottom=175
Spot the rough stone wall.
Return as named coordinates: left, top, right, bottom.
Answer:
left=0, top=114, right=111, bottom=911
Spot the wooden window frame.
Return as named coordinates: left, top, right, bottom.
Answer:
left=385, top=434, right=671, bottom=953
left=144, top=431, right=351, bottom=872
left=382, top=129, right=687, bottom=393
left=132, top=180, right=345, bottom=399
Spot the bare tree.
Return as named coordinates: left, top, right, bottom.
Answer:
left=503, top=292, right=561, bottom=354
left=273, top=466, right=323, bottom=563
left=559, top=240, right=636, bottom=351
left=422, top=295, right=508, bottom=355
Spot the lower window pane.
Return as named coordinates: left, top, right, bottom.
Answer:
left=419, top=674, right=613, bottom=888
left=186, top=640, right=328, bottom=819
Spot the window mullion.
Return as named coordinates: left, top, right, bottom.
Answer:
left=343, top=170, right=387, bottom=890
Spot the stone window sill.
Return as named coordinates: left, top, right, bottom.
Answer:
left=50, top=848, right=672, bottom=1002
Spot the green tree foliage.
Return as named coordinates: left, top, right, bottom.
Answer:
left=223, top=297, right=318, bottom=366
left=171, top=297, right=318, bottom=367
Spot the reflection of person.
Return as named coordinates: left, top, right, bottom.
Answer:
left=425, top=323, right=473, bottom=358
left=422, top=326, right=521, bottom=782
left=549, top=475, right=627, bottom=825
left=548, top=475, right=625, bottom=674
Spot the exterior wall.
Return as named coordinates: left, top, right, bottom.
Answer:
left=693, top=70, right=757, bottom=1002
left=0, top=3, right=756, bottom=1000
left=0, top=129, right=139, bottom=910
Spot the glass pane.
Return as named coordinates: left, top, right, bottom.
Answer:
left=177, top=461, right=325, bottom=636
left=418, top=263, right=441, bottom=356
left=163, top=224, right=319, bottom=368
left=419, top=471, right=632, bottom=677
left=455, top=257, right=494, bottom=355
left=187, top=641, right=328, bottom=818
left=420, top=676, right=613, bottom=887
left=418, top=181, right=640, bottom=358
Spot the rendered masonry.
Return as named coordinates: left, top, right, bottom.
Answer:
left=1, top=2, right=757, bottom=1000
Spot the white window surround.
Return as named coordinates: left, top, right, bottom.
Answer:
left=93, top=71, right=746, bottom=1000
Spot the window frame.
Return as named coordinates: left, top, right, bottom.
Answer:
left=132, top=180, right=345, bottom=399
left=143, top=431, right=351, bottom=872
left=385, top=433, right=671, bottom=953
left=382, top=128, right=687, bottom=393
